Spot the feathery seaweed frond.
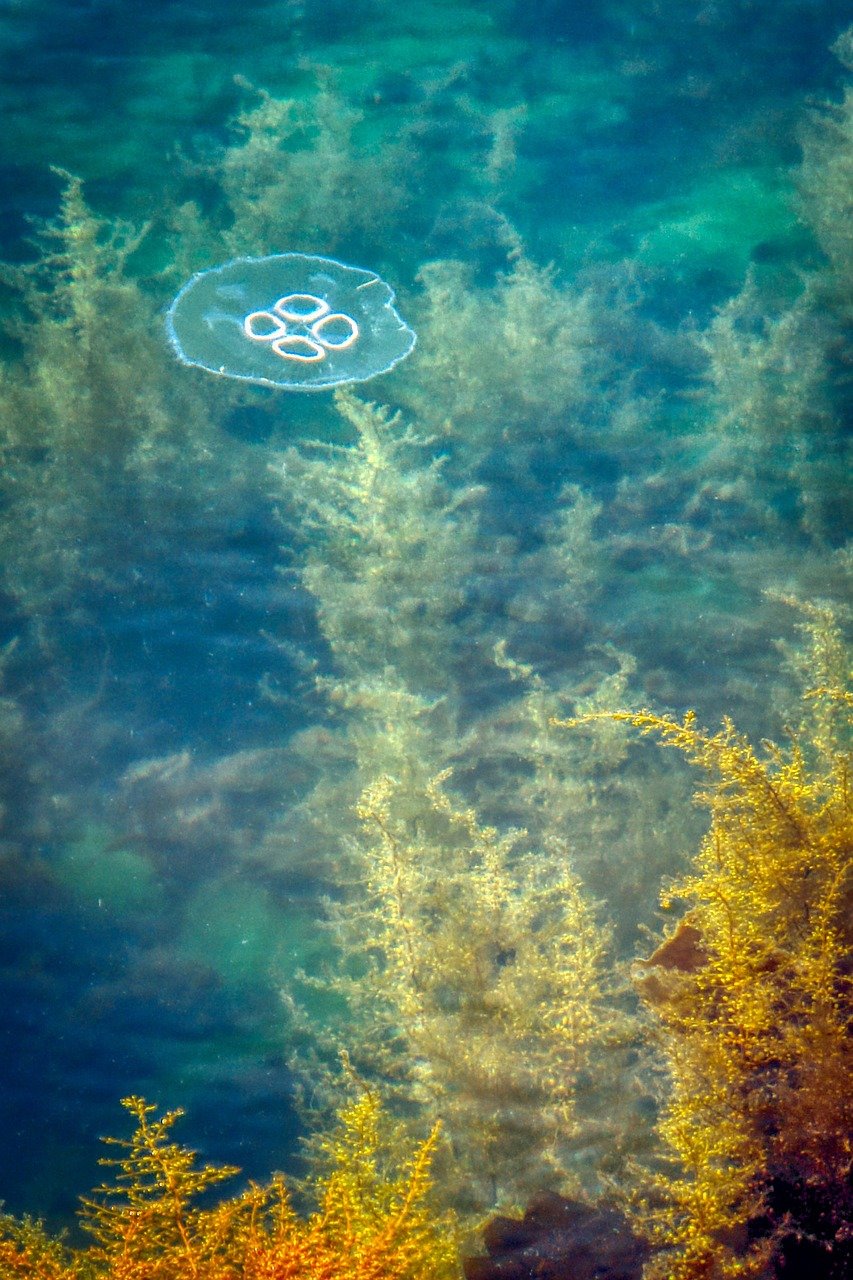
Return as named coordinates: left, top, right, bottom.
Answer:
left=297, top=765, right=620, bottom=1215
left=79, top=1095, right=240, bottom=1277
left=557, top=606, right=852, bottom=1277
left=0, top=1091, right=459, bottom=1280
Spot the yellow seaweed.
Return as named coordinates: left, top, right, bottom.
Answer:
left=0, top=1090, right=459, bottom=1280
left=557, top=604, right=852, bottom=1277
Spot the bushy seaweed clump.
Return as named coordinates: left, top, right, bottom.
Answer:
left=683, top=27, right=853, bottom=553
left=2, top=16, right=851, bottom=1274
left=218, top=77, right=408, bottom=262
left=0, top=172, right=249, bottom=653
left=308, top=769, right=620, bottom=1215
left=561, top=603, right=852, bottom=1278
left=0, top=1091, right=459, bottom=1280
left=798, top=27, right=853, bottom=347
left=268, top=391, right=637, bottom=1215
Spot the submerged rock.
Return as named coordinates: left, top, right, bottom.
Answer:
left=463, top=1191, right=650, bottom=1280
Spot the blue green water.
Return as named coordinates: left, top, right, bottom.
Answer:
left=0, top=0, right=850, bottom=1230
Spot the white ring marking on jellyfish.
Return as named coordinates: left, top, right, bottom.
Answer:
left=273, top=294, right=330, bottom=324
left=311, top=311, right=359, bottom=350
left=243, top=310, right=288, bottom=341
left=271, top=333, right=327, bottom=363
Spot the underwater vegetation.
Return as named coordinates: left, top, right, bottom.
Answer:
left=0, top=607, right=847, bottom=1280
left=292, top=767, right=622, bottom=1215
left=266, top=391, right=649, bottom=1213
left=207, top=76, right=411, bottom=264
left=1, top=5, right=852, bottom=1274
left=0, top=170, right=262, bottom=666
left=561, top=602, right=852, bottom=1278
left=797, top=27, right=853, bottom=348
left=0, top=1090, right=458, bottom=1280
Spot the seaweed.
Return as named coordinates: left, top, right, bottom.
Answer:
left=292, top=767, right=620, bottom=1216
left=402, top=249, right=624, bottom=471
left=0, top=1091, right=459, bottom=1280
left=797, top=26, right=853, bottom=344
left=0, top=172, right=249, bottom=651
left=168, top=74, right=411, bottom=271
left=275, top=388, right=481, bottom=694
left=559, top=603, right=852, bottom=1277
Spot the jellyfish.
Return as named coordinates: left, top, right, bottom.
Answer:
left=166, top=253, right=416, bottom=391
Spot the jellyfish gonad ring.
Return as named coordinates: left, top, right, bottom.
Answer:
left=271, top=333, right=326, bottom=362
left=243, top=294, right=360, bottom=362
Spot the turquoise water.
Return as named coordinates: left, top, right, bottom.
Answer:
left=0, top=0, right=850, bottom=1232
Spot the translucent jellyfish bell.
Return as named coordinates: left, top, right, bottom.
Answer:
left=166, top=253, right=416, bottom=391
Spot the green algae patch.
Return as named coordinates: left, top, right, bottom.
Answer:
left=53, top=826, right=162, bottom=916
left=634, top=166, right=799, bottom=280
left=177, top=877, right=288, bottom=988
